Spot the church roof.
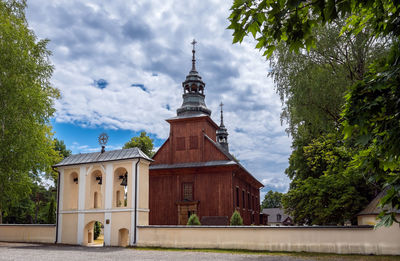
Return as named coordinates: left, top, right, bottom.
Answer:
left=53, top=147, right=152, bottom=167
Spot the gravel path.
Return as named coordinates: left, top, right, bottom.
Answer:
left=0, top=242, right=338, bottom=261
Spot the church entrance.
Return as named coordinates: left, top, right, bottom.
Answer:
left=177, top=201, right=198, bottom=225
left=83, top=221, right=104, bottom=247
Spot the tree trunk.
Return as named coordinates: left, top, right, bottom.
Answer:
left=0, top=209, right=2, bottom=224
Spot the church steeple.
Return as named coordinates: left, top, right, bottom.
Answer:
left=176, top=39, right=211, bottom=117
left=216, top=102, right=229, bottom=151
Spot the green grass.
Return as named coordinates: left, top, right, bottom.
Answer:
left=130, top=247, right=400, bottom=260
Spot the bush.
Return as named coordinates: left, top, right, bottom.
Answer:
left=230, top=210, right=243, bottom=225
left=94, top=221, right=101, bottom=240
left=187, top=214, right=201, bottom=225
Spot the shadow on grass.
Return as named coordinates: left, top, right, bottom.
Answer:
left=130, top=246, right=400, bottom=261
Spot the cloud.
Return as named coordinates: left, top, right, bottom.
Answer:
left=26, top=0, right=292, bottom=193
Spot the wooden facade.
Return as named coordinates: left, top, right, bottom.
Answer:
left=149, top=115, right=263, bottom=225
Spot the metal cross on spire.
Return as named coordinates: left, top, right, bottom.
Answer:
left=191, top=39, right=197, bottom=71
left=220, top=101, right=224, bottom=126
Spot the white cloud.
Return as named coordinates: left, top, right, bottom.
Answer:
left=26, top=0, right=292, bottom=191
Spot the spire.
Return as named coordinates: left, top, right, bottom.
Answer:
left=219, top=102, right=225, bottom=127
left=177, top=40, right=211, bottom=117
left=216, top=101, right=229, bottom=151
left=191, top=39, right=197, bottom=72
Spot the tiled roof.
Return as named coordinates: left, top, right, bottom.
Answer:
left=203, top=133, right=263, bottom=188
left=53, top=147, right=152, bottom=167
left=262, top=208, right=293, bottom=223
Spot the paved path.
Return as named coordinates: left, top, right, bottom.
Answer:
left=0, top=242, right=343, bottom=261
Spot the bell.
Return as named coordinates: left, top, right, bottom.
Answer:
left=120, top=174, right=127, bottom=187
left=73, top=177, right=78, bottom=184
left=96, top=176, right=102, bottom=185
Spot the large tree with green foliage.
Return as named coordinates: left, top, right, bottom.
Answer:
left=123, top=131, right=155, bottom=157
left=268, top=21, right=385, bottom=224
left=261, top=190, right=283, bottom=209
left=0, top=0, right=60, bottom=223
left=229, top=0, right=400, bottom=225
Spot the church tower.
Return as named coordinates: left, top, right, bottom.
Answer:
left=150, top=40, right=263, bottom=226
left=176, top=39, right=211, bottom=117
left=216, top=102, right=229, bottom=151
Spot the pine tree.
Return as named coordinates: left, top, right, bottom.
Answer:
left=230, top=210, right=243, bottom=226
left=187, top=214, right=201, bottom=225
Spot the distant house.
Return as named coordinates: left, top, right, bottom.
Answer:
left=262, top=208, right=294, bottom=226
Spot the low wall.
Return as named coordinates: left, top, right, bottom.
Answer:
left=0, top=224, right=56, bottom=244
left=137, top=224, right=400, bottom=255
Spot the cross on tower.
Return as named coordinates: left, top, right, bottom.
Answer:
left=191, top=39, right=197, bottom=51
left=220, top=102, right=224, bottom=126
left=191, top=39, right=197, bottom=71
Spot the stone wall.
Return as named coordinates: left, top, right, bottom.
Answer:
left=137, top=224, right=400, bottom=255
left=0, top=224, right=55, bottom=243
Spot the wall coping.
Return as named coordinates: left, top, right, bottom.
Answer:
left=0, top=224, right=56, bottom=227
left=138, top=225, right=374, bottom=229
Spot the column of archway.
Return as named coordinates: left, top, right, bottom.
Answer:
left=103, top=163, right=113, bottom=246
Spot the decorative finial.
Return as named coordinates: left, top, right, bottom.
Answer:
left=191, top=39, right=197, bottom=71
left=220, top=102, right=224, bottom=127
left=98, top=132, right=109, bottom=153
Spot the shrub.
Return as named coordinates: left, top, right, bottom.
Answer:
left=94, top=221, right=101, bottom=239
left=187, top=214, right=201, bottom=225
left=230, top=210, right=243, bottom=225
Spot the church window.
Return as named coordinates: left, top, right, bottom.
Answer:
left=189, top=136, right=198, bottom=149
left=176, top=137, right=185, bottom=151
left=248, top=192, right=251, bottom=210
left=277, top=214, right=282, bottom=222
left=255, top=196, right=258, bottom=211
left=235, top=187, right=239, bottom=207
left=182, top=183, right=193, bottom=201
left=242, top=190, right=245, bottom=209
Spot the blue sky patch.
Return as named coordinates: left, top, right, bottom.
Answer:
left=131, top=83, right=148, bottom=92
left=93, top=79, right=108, bottom=89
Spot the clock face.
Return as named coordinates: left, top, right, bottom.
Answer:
left=98, top=133, right=109, bottom=146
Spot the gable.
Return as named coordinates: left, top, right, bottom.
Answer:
left=203, top=134, right=230, bottom=161
left=152, top=138, right=170, bottom=164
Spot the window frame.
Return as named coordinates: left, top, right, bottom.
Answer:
left=182, top=182, right=194, bottom=201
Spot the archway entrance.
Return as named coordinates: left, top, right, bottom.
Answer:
left=83, top=221, right=104, bottom=246
left=118, top=228, right=129, bottom=247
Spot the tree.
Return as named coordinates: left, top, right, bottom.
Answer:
left=282, top=133, right=376, bottom=225
left=0, top=0, right=60, bottom=223
left=268, top=21, right=385, bottom=224
left=47, top=196, right=56, bottom=224
left=230, top=210, right=243, bottom=225
left=187, top=214, right=201, bottom=225
left=94, top=221, right=101, bottom=240
left=261, top=190, right=283, bottom=209
left=228, top=0, right=400, bottom=225
left=123, top=131, right=155, bottom=157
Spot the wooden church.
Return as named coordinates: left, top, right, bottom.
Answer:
left=149, top=41, right=263, bottom=225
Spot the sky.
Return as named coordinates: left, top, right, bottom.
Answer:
left=26, top=0, right=292, bottom=195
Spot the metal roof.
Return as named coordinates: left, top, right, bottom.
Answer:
left=53, top=147, right=152, bottom=168
left=262, top=208, right=293, bottom=223
left=150, top=160, right=237, bottom=170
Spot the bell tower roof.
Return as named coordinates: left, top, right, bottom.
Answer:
left=216, top=102, right=229, bottom=152
left=176, top=39, right=211, bottom=117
